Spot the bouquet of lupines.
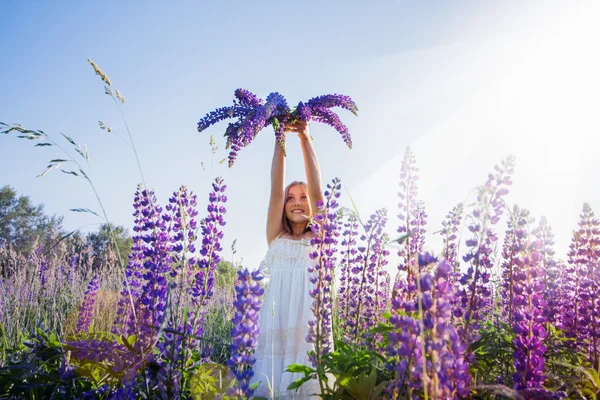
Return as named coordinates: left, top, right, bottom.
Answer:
left=197, top=89, right=358, bottom=167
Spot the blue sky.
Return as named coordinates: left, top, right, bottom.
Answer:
left=2, top=1, right=599, bottom=273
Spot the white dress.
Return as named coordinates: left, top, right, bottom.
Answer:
left=251, top=237, right=321, bottom=399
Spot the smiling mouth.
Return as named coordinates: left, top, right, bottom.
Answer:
left=292, top=210, right=305, bottom=213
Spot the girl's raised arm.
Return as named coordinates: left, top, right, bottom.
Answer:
left=293, top=120, right=324, bottom=215
left=266, top=138, right=286, bottom=245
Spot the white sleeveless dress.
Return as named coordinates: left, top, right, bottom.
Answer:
left=251, top=237, right=321, bottom=399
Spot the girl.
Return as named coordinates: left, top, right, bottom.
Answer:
left=252, top=119, right=325, bottom=399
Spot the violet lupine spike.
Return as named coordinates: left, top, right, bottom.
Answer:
left=396, top=147, right=421, bottom=284
left=565, top=203, right=600, bottom=367
left=440, top=203, right=464, bottom=276
left=348, top=208, right=388, bottom=345
left=387, top=259, right=471, bottom=398
left=532, top=217, right=561, bottom=325
left=305, top=93, right=359, bottom=116
left=457, top=155, right=515, bottom=344
left=189, top=177, right=227, bottom=338
left=156, top=322, right=185, bottom=399
left=561, top=231, right=583, bottom=344
left=337, top=212, right=359, bottom=336
left=234, top=88, right=264, bottom=107
left=77, top=274, right=100, bottom=333
left=135, top=186, right=172, bottom=351
left=113, top=184, right=146, bottom=336
left=310, top=106, right=352, bottom=149
left=159, top=185, right=199, bottom=394
left=512, top=241, right=547, bottom=390
left=374, top=233, right=391, bottom=319
left=197, top=105, right=251, bottom=132
left=227, top=268, right=264, bottom=399
left=307, top=178, right=342, bottom=367
left=499, top=205, right=530, bottom=323
left=165, top=185, right=198, bottom=282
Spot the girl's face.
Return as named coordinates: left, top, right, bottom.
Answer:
left=285, top=184, right=312, bottom=225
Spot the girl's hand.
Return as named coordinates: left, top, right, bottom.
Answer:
left=284, top=119, right=310, bottom=140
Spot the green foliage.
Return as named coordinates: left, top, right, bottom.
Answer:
left=470, top=320, right=516, bottom=386
left=216, top=260, right=238, bottom=289
left=188, top=362, right=236, bottom=399
left=287, top=338, right=391, bottom=400
left=0, top=185, right=64, bottom=254
left=86, top=222, right=133, bottom=270
left=0, top=327, right=94, bottom=399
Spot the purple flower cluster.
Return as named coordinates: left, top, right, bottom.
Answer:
left=562, top=203, right=600, bottom=367
left=197, top=89, right=358, bottom=167
left=512, top=241, right=547, bottom=389
left=532, top=217, right=561, bottom=325
left=337, top=213, right=359, bottom=333
left=500, top=206, right=530, bottom=322
left=345, top=208, right=389, bottom=345
left=227, top=268, right=264, bottom=399
left=190, top=177, right=227, bottom=337
left=395, top=147, right=427, bottom=290
left=307, top=178, right=342, bottom=365
left=113, top=184, right=147, bottom=336
left=77, top=274, right=100, bottom=333
left=440, top=203, right=463, bottom=276
left=387, top=259, right=470, bottom=398
left=456, top=155, right=514, bottom=343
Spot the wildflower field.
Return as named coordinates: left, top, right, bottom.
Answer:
left=2, top=62, right=600, bottom=400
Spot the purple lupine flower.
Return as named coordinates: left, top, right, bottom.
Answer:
left=234, top=88, right=264, bottom=108
left=440, top=203, right=463, bottom=279
left=457, top=155, right=515, bottom=344
left=189, top=177, right=227, bottom=338
left=197, top=105, right=252, bottom=133
left=305, top=93, right=359, bottom=115
left=227, top=268, right=264, bottom=399
left=374, top=233, right=391, bottom=319
left=156, top=321, right=186, bottom=399
left=77, top=274, right=100, bottom=333
left=533, top=217, right=561, bottom=325
left=561, top=231, right=583, bottom=343
left=307, top=178, right=342, bottom=366
left=165, top=185, right=199, bottom=280
left=563, top=203, right=600, bottom=367
left=512, top=241, right=547, bottom=389
left=39, top=256, right=48, bottom=288
left=337, top=212, right=359, bottom=335
left=387, top=259, right=471, bottom=398
left=395, top=147, right=425, bottom=294
left=113, top=184, right=147, bottom=336
left=346, top=208, right=388, bottom=345
left=500, top=205, right=530, bottom=323
left=310, top=106, right=352, bottom=148
left=197, top=89, right=357, bottom=167
left=157, top=185, right=200, bottom=398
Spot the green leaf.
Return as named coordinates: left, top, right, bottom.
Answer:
left=287, top=376, right=311, bottom=391
left=34, top=142, right=53, bottom=147
left=49, top=159, right=68, bottom=163
left=285, top=364, right=313, bottom=374
left=61, top=170, right=79, bottom=176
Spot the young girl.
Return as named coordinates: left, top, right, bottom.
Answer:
left=252, top=119, right=324, bottom=399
